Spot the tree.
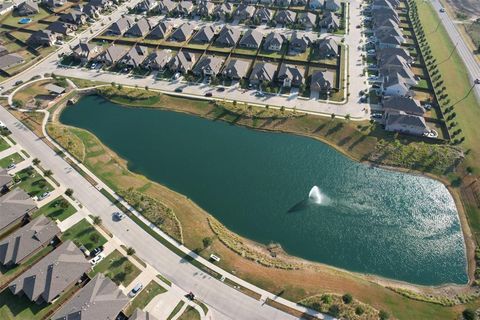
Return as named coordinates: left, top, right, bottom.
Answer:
left=59, top=199, right=69, bottom=209
left=32, top=158, right=41, bottom=166
left=462, top=308, right=476, bottom=320
left=379, top=310, right=390, bottom=320
left=65, top=188, right=74, bottom=197
left=328, top=305, right=340, bottom=317
left=321, top=294, right=332, bottom=304
left=12, top=99, right=24, bottom=108
left=90, top=233, right=100, bottom=243
left=125, top=264, right=133, bottom=274
left=203, top=237, right=212, bottom=248
left=43, top=170, right=52, bottom=178
left=342, top=293, right=353, bottom=304
left=145, top=85, right=149, bottom=91
left=345, top=114, right=351, bottom=122
left=126, top=247, right=135, bottom=255
left=331, top=113, right=336, bottom=121
left=92, top=215, right=102, bottom=225
left=355, top=306, right=365, bottom=315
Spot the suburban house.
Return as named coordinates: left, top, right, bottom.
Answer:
left=325, top=0, right=341, bottom=11
left=27, top=30, right=57, bottom=47
left=175, top=0, right=194, bottom=16
left=381, top=73, right=414, bottom=97
left=90, top=0, right=113, bottom=8
left=76, top=4, right=100, bottom=18
left=94, top=45, right=128, bottom=65
left=297, top=12, right=317, bottom=29
left=385, top=112, right=430, bottom=136
left=310, top=70, right=334, bottom=93
left=43, top=0, right=65, bottom=10
left=263, top=32, right=285, bottom=51
left=215, top=26, right=241, bottom=47
left=47, top=21, right=76, bottom=36
left=289, top=32, right=312, bottom=53
left=239, top=29, right=263, bottom=49
left=319, top=11, right=340, bottom=30
left=9, top=240, right=90, bottom=304
left=372, top=0, right=398, bottom=9
left=375, top=25, right=405, bottom=48
left=317, top=37, right=339, bottom=58
left=376, top=47, right=412, bottom=65
left=142, top=49, right=173, bottom=70
left=275, top=10, right=297, bottom=25
left=149, top=21, right=173, bottom=39
left=0, top=215, right=60, bottom=266
left=222, top=59, right=250, bottom=79
left=124, top=17, right=154, bottom=37
left=158, top=0, right=177, bottom=14
left=378, top=55, right=417, bottom=87
left=0, top=2, right=15, bottom=16
left=130, top=309, right=159, bottom=320
left=16, top=0, right=39, bottom=16
left=107, top=16, right=135, bottom=36
left=277, top=63, right=303, bottom=87
left=191, top=25, right=216, bottom=44
left=135, top=0, right=158, bottom=12
left=291, top=0, right=307, bottom=5
left=192, top=55, right=225, bottom=76
left=120, top=45, right=148, bottom=68
left=59, top=10, right=87, bottom=25
left=249, top=62, right=277, bottom=85
left=168, top=50, right=196, bottom=73
left=309, top=0, right=322, bottom=10
left=0, top=169, right=13, bottom=191
left=196, top=0, right=215, bottom=17
left=213, top=3, right=234, bottom=20
left=382, top=96, right=425, bottom=116
left=71, top=42, right=101, bottom=63
left=253, top=7, right=273, bottom=24
left=168, top=23, right=194, bottom=42
left=260, top=0, right=275, bottom=6
left=51, top=274, right=129, bottom=320
left=275, top=0, right=291, bottom=7
left=0, top=52, right=25, bottom=71
left=0, top=188, right=36, bottom=234
left=235, top=4, right=255, bottom=21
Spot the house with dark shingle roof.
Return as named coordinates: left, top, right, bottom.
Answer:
left=16, top=0, right=38, bottom=16
left=107, top=16, right=135, bottom=35
left=317, top=37, right=338, bottom=58
left=52, top=273, right=129, bottom=320
left=376, top=47, right=412, bottom=65
left=319, top=11, right=340, bottom=30
left=324, top=0, right=341, bottom=11
left=168, top=23, right=194, bottom=42
left=168, top=51, right=196, bottom=73
left=0, top=215, right=60, bottom=266
left=193, top=55, right=225, bottom=76
left=9, top=240, right=90, bottom=304
left=213, top=3, right=234, bottom=20
left=142, top=49, right=173, bottom=70
left=149, top=21, right=173, bottom=39
left=263, top=32, right=285, bottom=51
left=275, top=10, right=297, bottom=25
left=291, top=0, right=307, bottom=5
left=275, top=0, right=291, bottom=7
left=253, top=7, right=273, bottom=24
left=77, top=3, right=100, bottom=18
left=297, top=12, right=317, bottom=29
left=43, top=0, right=65, bottom=10
left=191, top=25, right=216, bottom=44
left=289, top=32, right=312, bottom=53
left=277, top=63, right=303, bottom=87
left=135, top=0, right=158, bottom=12
left=235, top=4, right=255, bottom=21
left=249, top=62, right=277, bottom=84
left=215, top=26, right=241, bottom=47
left=94, top=45, right=128, bottom=65
left=125, top=17, right=154, bottom=37
left=385, top=112, right=430, bottom=136
left=195, top=0, right=215, bottom=17
left=175, top=0, right=194, bottom=16
left=158, top=0, right=177, bottom=14
left=383, top=96, right=425, bottom=117
left=59, top=10, right=87, bottom=25
left=71, top=42, right=101, bottom=62
left=222, top=59, right=250, bottom=79
left=310, top=70, right=334, bottom=93
left=0, top=188, right=35, bottom=234
left=27, top=30, right=57, bottom=47
left=47, top=21, right=76, bottom=35
left=120, top=45, right=148, bottom=68
left=239, top=29, right=263, bottom=49
left=375, top=26, right=405, bottom=48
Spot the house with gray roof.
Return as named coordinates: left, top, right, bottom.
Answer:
left=168, top=51, right=196, bottom=73
left=196, top=0, right=215, bottom=17
left=90, top=0, right=113, bottom=8
left=106, top=16, right=134, bottom=35
left=0, top=188, right=36, bottom=234
left=9, top=240, right=90, bottom=303
left=193, top=55, right=225, bottom=76
left=0, top=169, right=13, bottom=190
left=291, top=0, right=307, bottom=5
left=43, top=0, right=65, bottom=10
left=249, top=62, right=277, bottom=85
left=0, top=53, right=25, bottom=71
left=381, top=73, right=412, bottom=97
left=275, top=0, right=291, bottom=7
left=59, top=10, right=87, bottom=25
left=142, top=49, right=173, bottom=70
left=125, top=17, right=154, bottom=37
left=222, top=59, right=250, bottom=79
left=213, top=3, right=234, bottom=20
left=385, top=112, right=430, bottom=136
left=0, top=2, right=14, bottom=16
left=277, top=63, right=303, bottom=87
left=239, top=29, right=263, bottom=49
left=120, top=45, right=148, bottom=68
left=215, top=26, right=241, bottom=47
left=259, top=0, right=275, bottom=5
left=168, top=23, right=194, bottom=42
left=382, top=96, right=425, bottom=116
left=71, top=42, right=101, bottom=63
left=175, top=0, right=194, bottom=16
left=130, top=309, right=159, bottom=320
left=0, top=216, right=60, bottom=266
left=149, top=21, right=173, bottom=39
left=310, top=70, right=334, bottom=93
left=275, top=10, right=296, bottom=25
left=319, top=11, right=340, bottom=30
left=317, top=37, right=338, bottom=58
left=47, top=21, right=76, bottom=36
left=94, top=45, right=128, bottom=65
left=289, top=32, right=312, bottom=53
left=158, top=0, right=177, bottom=14
left=16, top=0, right=38, bottom=16
left=324, top=0, right=341, bottom=11
left=263, top=32, right=285, bottom=51
left=77, top=3, right=100, bottom=18
left=253, top=7, right=273, bottom=24
left=135, top=0, right=158, bottom=12
left=376, top=47, right=412, bottom=65
left=374, top=25, right=405, bottom=48
left=191, top=25, right=216, bottom=44
left=372, top=0, right=397, bottom=9
left=297, top=12, right=317, bottom=29
left=235, top=4, right=255, bottom=21
left=52, top=273, right=129, bottom=320
left=27, top=30, right=57, bottom=47
left=371, top=10, right=400, bottom=28
left=309, top=0, right=322, bottom=9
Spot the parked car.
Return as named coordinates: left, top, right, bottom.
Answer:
left=37, top=192, right=51, bottom=201
left=14, top=80, right=23, bottom=86
left=90, top=246, right=104, bottom=257
left=129, top=283, right=143, bottom=298
left=6, top=163, right=16, bottom=170
left=204, top=92, right=212, bottom=97
left=89, top=253, right=104, bottom=266
left=113, top=211, right=126, bottom=221
left=175, top=88, right=183, bottom=93
left=371, top=113, right=382, bottom=119
left=255, top=91, right=265, bottom=97
left=216, top=87, right=225, bottom=92
left=439, top=8, right=445, bottom=12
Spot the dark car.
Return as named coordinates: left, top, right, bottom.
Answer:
left=175, top=88, right=183, bottom=93
left=90, top=246, right=104, bottom=257
left=14, top=80, right=23, bottom=86
left=216, top=87, right=225, bottom=92
left=204, top=92, right=212, bottom=97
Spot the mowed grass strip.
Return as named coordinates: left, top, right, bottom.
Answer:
left=0, top=137, right=10, bottom=152
left=88, top=249, right=141, bottom=287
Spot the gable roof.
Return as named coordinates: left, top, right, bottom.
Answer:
left=169, top=51, right=196, bottom=71
left=311, top=70, right=334, bottom=91
left=17, top=0, right=38, bottom=14
left=317, top=37, right=338, bottom=56
left=0, top=188, right=36, bottom=231
left=278, top=63, right=303, bottom=83
left=383, top=96, right=425, bottom=115
left=275, top=9, right=296, bottom=23
left=263, top=32, right=285, bottom=49
left=239, top=29, right=263, bottom=48
left=52, top=273, right=129, bottom=320
left=0, top=215, right=60, bottom=265
left=191, top=25, right=215, bottom=43
left=97, top=45, right=128, bottom=63
left=193, top=55, right=225, bottom=75
left=47, top=21, right=73, bottom=35
left=149, top=21, right=172, bottom=39
left=215, top=26, right=241, bottom=46
left=386, top=112, right=428, bottom=131
left=72, top=42, right=99, bottom=57
left=125, top=17, right=153, bottom=37
left=121, top=45, right=148, bottom=67
left=236, top=4, right=255, bottom=18
left=158, top=0, right=177, bottom=12
left=0, top=169, right=12, bottom=187
left=249, top=62, right=277, bottom=82
left=142, top=49, right=172, bottom=68
left=9, top=240, right=90, bottom=303
left=298, top=12, right=316, bottom=26
left=108, top=16, right=134, bottom=35
left=168, top=23, right=194, bottom=42
left=222, top=59, right=250, bottom=78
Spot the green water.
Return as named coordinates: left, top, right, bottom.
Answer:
left=60, top=95, right=468, bottom=285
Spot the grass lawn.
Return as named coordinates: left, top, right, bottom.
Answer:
left=88, top=249, right=141, bottom=286
left=15, top=167, right=54, bottom=197
left=285, top=48, right=310, bottom=62
left=0, top=137, right=10, bottom=152
left=124, top=280, right=167, bottom=316
left=178, top=306, right=201, bottom=320
left=9, top=30, right=32, bottom=42
left=31, top=196, right=77, bottom=221
left=62, top=218, right=107, bottom=251
left=167, top=301, right=185, bottom=320
left=233, top=47, right=258, bottom=56
left=207, top=44, right=233, bottom=53
left=258, top=45, right=286, bottom=59
left=0, top=152, right=24, bottom=168
left=184, top=42, right=209, bottom=50
left=0, top=7, right=50, bottom=28
left=13, top=80, right=51, bottom=104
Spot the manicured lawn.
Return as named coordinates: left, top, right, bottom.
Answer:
left=0, top=7, right=50, bottom=28
left=124, top=280, right=167, bottom=316
left=0, top=137, right=10, bottom=152
left=285, top=48, right=310, bottom=62
left=31, top=196, right=77, bottom=221
left=0, top=152, right=24, bottom=168
left=62, top=218, right=107, bottom=251
left=88, top=249, right=141, bottom=286
left=178, top=306, right=201, bottom=320
left=167, top=301, right=185, bottom=320
left=15, top=167, right=54, bottom=197
left=233, top=47, right=258, bottom=56
left=258, top=47, right=285, bottom=59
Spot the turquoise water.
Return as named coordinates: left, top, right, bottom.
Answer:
left=60, top=95, right=468, bottom=285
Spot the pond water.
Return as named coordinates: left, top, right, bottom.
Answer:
left=60, top=95, right=468, bottom=285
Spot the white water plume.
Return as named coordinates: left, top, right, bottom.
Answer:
left=308, top=186, right=329, bottom=205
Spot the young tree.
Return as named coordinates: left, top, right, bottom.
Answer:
left=32, top=158, right=41, bottom=166
left=65, top=188, right=74, bottom=197
left=43, top=170, right=52, bottom=178
left=202, top=237, right=213, bottom=248
left=92, top=215, right=102, bottom=225
left=126, top=247, right=136, bottom=256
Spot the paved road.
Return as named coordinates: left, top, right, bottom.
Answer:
left=431, top=0, right=480, bottom=100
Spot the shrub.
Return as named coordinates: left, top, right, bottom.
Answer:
left=126, top=247, right=136, bottom=255
left=379, top=310, right=390, bottom=320
left=328, top=304, right=340, bottom=317
left=462, top=309, right=476, bottom=320
left=321, top=294, right=333, bottom=304
left=203, top=237, right=213, bottom=248
left=342, top=293, right=353, bottom=304
left=355, top=306, right=365, bottom=315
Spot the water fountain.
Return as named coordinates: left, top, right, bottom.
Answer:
left=308, top=186, right=324, bottom=204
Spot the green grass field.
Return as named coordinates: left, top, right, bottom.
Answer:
left=62, top=218, right=107, bottom=251
left=88, top=249, right=141, bottom=286
left=178, top=306, right=201, bottom=320
left=0, top=137, right=10, bottom=152
left=31, top=196, right=77, bottom=221
left=15, top=167, right=54, bottom=197
left=0, top=152, right=24, bottom=168
left=124, top=280, right=167, bottom=316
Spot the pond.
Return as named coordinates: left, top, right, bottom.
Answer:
left=60, top=95, right=468, bottom=285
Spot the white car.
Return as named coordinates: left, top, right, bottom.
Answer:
left=89, top=253, right=104, bottom=266
left=37, top=192, right=51, bottom=201
left=113, top=211, right=126, bottom=221
left=129, top=283, right=143, bottom=298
